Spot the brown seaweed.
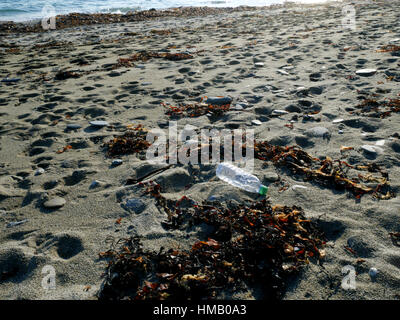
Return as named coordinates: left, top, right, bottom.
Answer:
left=103, top=125, right=151, bottom=157
left=163, top=98, right=231, bottom=119
left=254, top=141, right=395, bottom=200
left=98, top=181, right=326, bottom=300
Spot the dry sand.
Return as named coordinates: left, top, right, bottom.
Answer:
left=0, top=0, right=400, bottom=300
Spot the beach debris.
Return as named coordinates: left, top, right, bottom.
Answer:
left=98, top=181, right=325, bottom=300
left=104, top=125, right=151, bottom=157
left=340, top=146, right=354, bottom=152
left=126, top=164, right=173, bottom=186
left=216, top=162, right=268, bottom=195
left=254, top=140, right=395, bottom=199
left=56, top=145, right=73, bottom=154
left=6, top=219, right=28, bottom=228
left=43, top=197, right=66, bottom=209
left=355, top=69, right=377, bottom=77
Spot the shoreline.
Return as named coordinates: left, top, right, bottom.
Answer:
left=0, top=2, right=342, bottom=34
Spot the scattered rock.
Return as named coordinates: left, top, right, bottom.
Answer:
left=272, top=110, right=289, bottom=116
left=204, top=96, right=233, bottom=105
left=361, top=145, right=384, bottom=156
left=304, top=126, right=330, bottom=139
left=124, top=198, right=146, bottom=214
left=89, top=120, right=109, bottom=127
left=263, top=172, right=279, bottom=182
left=89, top=180, right=102, bottom=189
left=369, top=267, right=378, bottom=280
left=43, top=197, right=66, bottom=209
left=34, top=168, right=45, bottom=176
left=112, top=159, right=123, bottom=166
left=252, top=120, right=262, bottom=126
left=277, top=69, right=289, bottom=75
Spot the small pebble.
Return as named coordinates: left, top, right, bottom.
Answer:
left=112, top=159, right=123, bottom=166
left=356, top=69, right=377, bottom=76
left=272, top=109, right=289, bottom=116
left=369, top=267, right=378, bottom=279
left=35, top=168, right=45, bottom=176
left=332, top=119, right=344, bottom=124
left=277, top=69, right=289, bottom=75
left=252, top=120, right=262, bottom=125
left=89, top=180, right=100, bottom=189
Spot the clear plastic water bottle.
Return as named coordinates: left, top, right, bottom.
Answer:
left=216, top=162, right=268, bottom=196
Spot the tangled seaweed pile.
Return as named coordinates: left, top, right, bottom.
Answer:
left=113, top=50, right=197, bottom=69
left=103, top=125, right=151, bottom=157
left=377, top=45, right=400, bottom=53
left=163, top=101, right=231, bottom=118
left=98, top=182, right=325, bottom=300
left=100, top=123, right=394, bottom=200
left=254, top=141, right=395, bottom=200
left=354, top=96, right=400, bottom=119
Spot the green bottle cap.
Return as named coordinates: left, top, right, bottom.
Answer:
left=259, top=185, right=268, bottom=196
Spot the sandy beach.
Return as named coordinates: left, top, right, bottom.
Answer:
left=1, top=0, right=400, bottom=300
